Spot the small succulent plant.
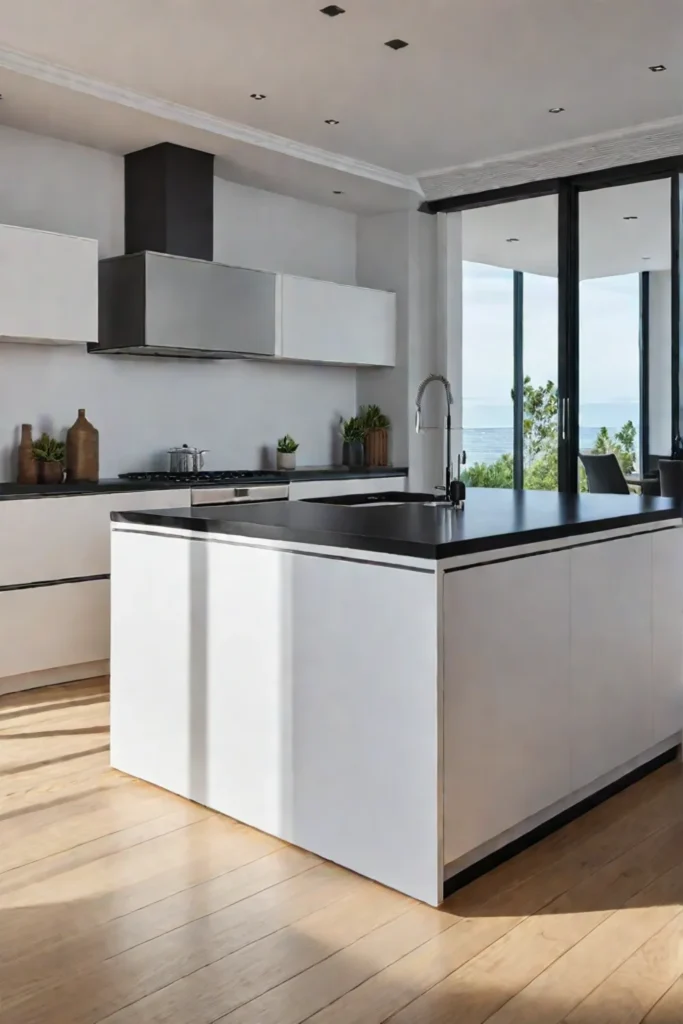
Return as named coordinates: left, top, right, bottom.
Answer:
left=277, top=434, right=299, bottom=454
left=32, top=433, right=65, bottom=463
left=340, top=416, right=366, bottom=444
left=359, top=404, right=390, bottom=430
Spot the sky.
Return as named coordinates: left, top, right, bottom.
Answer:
left=462, top=261, right=641, bottom=429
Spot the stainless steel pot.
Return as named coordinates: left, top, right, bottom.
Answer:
left=167, top=444, right=209, bottom=474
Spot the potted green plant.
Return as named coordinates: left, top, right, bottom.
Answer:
left=32, top=433, right=65, bottom=484
left=276, top=434, right=299, bottom=470
left=359, top=405, right=391, bottom=467
left=340, top=416, right=366, bottom=469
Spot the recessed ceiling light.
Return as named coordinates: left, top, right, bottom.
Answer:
left=385, top=38, right=409, bottom=50
left=320, top=4, right=345, bottom=15
left=250, top=93, right=266, bottom=100
left=333, top=190, right=344, bottom=195
left=548, top=107, right=565, bottom=114
left=649, top=64, right=667, bottom=72
left=325, top=119, right=340, bottom=125
left=623, top=215, right=638, bottom=220
left=506, top=237, right=520, bottom=243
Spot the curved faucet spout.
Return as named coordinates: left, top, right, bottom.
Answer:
left=414, top=373, right=455, bottom=496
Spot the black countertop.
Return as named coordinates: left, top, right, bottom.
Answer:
left=0, top=466, right=407, bottom=501
left=111, top=487, right=682, bottom=560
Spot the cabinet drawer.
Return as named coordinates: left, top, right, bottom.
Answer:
left=0, top=490, right=189, bottom=586
left=0, top=579, right=109, bottom=678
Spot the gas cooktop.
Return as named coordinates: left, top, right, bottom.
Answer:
left=119, top=470, right=279, bottom=484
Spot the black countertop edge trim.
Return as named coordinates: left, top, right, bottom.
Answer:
left=0, top=467, right=409, bottom=501
left=0, top=573, right=110, bottom=593
left=110, top=506, right=681, bottom=561
left=443, top=745, right=678, bottom=898
left=111, top=511, right=441, bottom=560
left=443, top=523, right=681, bottom=573
left=112, top=527, right=436, bottom=574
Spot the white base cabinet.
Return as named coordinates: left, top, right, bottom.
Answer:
left=0, top=579, right=109, bottom=678
left=0, top=490, right=190, bottom=587
left=443, top=552, right=572, bottom=863
left=0, top=489, right=190, bottom=690
left=0, top=224, right=98, bottom=345
left=443, top=525, right=683, bottom=869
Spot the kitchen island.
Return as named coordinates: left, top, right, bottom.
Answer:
left=110, top=489, right=683, bottom=905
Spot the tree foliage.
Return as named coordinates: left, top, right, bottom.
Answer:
left=462, top=377, right=636, bottom=491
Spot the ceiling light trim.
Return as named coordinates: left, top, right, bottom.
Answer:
left=0, top=45, right=423, bottom=197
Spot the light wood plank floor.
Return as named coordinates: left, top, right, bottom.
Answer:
left=1, top=678, right=682, bottom=1023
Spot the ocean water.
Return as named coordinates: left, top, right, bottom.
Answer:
left=463, top=426, right=637, bottom=466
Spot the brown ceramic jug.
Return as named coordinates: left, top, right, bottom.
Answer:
left=66, top=409, right=99, bottom=482
left=17, top=423, right=38, bottom=484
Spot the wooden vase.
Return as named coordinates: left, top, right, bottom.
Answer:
left=66, top=408, right=99, bottom=482
left=364, top=428, right=389, bottom=467
left=17, top=423, right=38, bottom=484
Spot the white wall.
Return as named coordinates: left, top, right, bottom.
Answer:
left=0, top=124, right=124, bottom=257
left=357, top=210, right=444, bottom=489
left=0, top=344, right=354, bottom=478
left=0, top=128, right=357, bottom=480
left=649, top=270, right=672, bottom=457
left=214, top=178, right=357, bottom=284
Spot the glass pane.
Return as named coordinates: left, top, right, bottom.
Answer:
left=461, top=195, right=559, bottom=490
left=461, top=261, right=514, bottom=487
left=523, top=273, right=559, bottom=489
left=579, top=179, right=670, bottom=491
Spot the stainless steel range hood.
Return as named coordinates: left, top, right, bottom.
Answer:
left=93, top=142, right=280, bottom=360
left=94, top=251, right=279, bottom=359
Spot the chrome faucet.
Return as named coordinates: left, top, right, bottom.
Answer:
left=415, top=373, right=455, bottom=498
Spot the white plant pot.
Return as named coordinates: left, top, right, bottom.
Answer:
left=277, top=451, right=296, bottom=470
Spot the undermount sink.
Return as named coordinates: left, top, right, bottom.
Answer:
left=305, top=492, right=451, bottom=508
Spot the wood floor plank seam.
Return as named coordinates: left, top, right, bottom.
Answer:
left=100, top=857, right=323, bottom=958
left=205, top=903, right=420, bottom=1024
left=0, top=804, right=213, bottom=893
left=559, top=906, right=683, bottom=1023
left=87, top=882, right=400, bottom=1024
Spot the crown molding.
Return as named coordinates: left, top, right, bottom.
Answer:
left=0, top=45, right=424, bottom=197
left=418, top=115, right=683, bottom=200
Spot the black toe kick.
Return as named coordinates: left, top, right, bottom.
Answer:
left=443, top=745, right=679, bottom=899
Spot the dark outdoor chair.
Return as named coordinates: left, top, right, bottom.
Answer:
left=579, top=453, right=630, bottom=495
left=659, top=459, right=683, bottom=499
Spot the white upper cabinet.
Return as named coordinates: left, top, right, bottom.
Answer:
left=0, top=224, right=98, bottom=345
left=278, top=275, right=396, bottom=367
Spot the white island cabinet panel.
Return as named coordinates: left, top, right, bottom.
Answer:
left=0, top=224, right=98, bottom=345
left=0, top=579, right=109, bottom=678
left=569, top=534, right=653, bottom=791
left=111, top=528, right=441, bottom=905
left=443, top=551, right=572, bottom=866
left=289, top=476, right=406, bottom=501
left=0, top=489, right=189, bottom=586
left=652, top=528, right=683, bottom=744
left=280, top=275, right=396, bottom=366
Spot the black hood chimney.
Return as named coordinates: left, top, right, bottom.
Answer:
left=125, top=143, right=215, bottom=261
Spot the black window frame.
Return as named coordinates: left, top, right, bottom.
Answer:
left=426, top=156, right=683, bottom=492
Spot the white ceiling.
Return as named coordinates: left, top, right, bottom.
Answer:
left=0, top=0, right=682, bottom=209
left=463, top=179, right=672, bottom=279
